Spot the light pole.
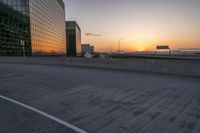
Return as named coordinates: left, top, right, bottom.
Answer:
left=21, top=39, right=25, bottom=57
left=118, top=38, right=126, bottom=53
left=20, top=30, right=26, bottom=57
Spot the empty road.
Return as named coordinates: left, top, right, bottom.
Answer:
left=0, top=63, right=200, bottom=133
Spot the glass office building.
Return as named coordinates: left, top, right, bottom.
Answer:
left=0, top=0, right=31, bottom=56
left=66, top=21, right=81, bottom=56
left=0, top=0, right=66, bottom=56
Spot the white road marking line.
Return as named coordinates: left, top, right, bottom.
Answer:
left=0, top=95, right=88, bottom=133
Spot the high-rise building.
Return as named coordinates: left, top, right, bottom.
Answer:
left=66, top=21, right=81, bottom=56
left=0, top=0, right=66, bottom=56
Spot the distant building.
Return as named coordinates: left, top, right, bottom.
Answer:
left=66, top=21, right=81, bottom=56
left=0, top=0, right=66, bottom=56
left=81, top=44, right=95, bottom=54
left=81, top=44, right=90, bottom=53
left=90, top=46, right=95, bottom=53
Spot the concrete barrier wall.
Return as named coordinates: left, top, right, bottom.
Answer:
left=0, top=57, right=200, bottom=78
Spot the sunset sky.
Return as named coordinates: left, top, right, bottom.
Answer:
left=64, top=0, right=200, bottom=52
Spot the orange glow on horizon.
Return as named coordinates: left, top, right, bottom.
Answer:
left=82, top=35, right=200, bottom=52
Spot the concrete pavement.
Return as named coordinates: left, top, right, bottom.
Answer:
left=0, top=63, right=200, bottom=133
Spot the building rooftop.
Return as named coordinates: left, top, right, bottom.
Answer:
left=66, top=21, right=81, bottom=31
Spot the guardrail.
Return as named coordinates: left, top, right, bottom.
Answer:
left=0, top=57, right=200, bottom=78
left=109, top=54, right=200, bottom=61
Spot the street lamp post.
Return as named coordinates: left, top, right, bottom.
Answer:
left=21, top=39, right=25, bottom=57
left=20, top=30, right=26, bottom=57
left=118, top=38, right=126, bottom=53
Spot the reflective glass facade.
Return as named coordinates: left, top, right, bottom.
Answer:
left=66, top=21, right=81, bottom=56
left=30, top=0, right=66, bottom=55
left=0, top=0, right=31, bottom=56
left=1, top=0, right=29, bottom=15
left=0, top=0, right=66, bottom=56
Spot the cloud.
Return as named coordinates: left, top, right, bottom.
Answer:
left=84, top=33, right=103, bottom=37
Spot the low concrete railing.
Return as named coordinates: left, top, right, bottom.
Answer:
left=0, top=57, right=200, bottom=78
